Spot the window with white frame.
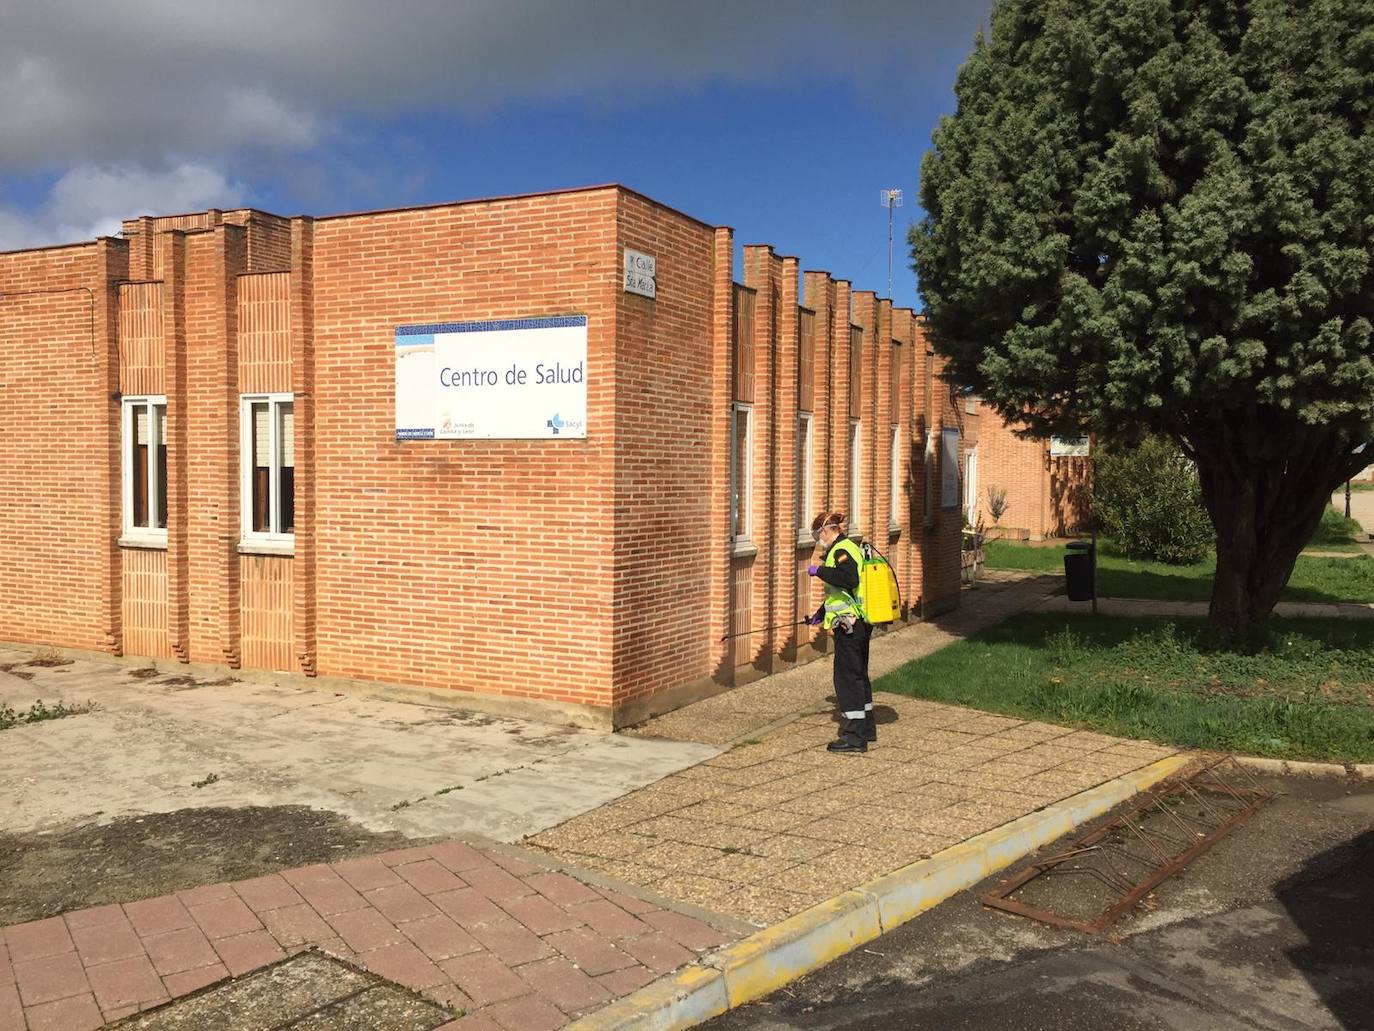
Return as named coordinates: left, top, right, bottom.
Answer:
left=924, top=429, right=936, bottom=523
left=241, top=394, right=295, bottom=546
left=730, top=402, right=753, bottom=544
left=796, top=412, right=814, bottom=541
left=849, top=420, right=862, bottom=537
left=889, top=424, right=902, bottom=531
left=940, top=427, right=961, bottom=509
left=122, top=396, right=168, bottom=542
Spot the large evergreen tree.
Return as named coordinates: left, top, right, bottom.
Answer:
left=914, top=0, right=1374, bottom=641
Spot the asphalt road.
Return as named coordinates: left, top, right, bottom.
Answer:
left=704, top=775, right=1374, bottom=1031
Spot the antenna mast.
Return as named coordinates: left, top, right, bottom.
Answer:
left=880, top=188, right=903, bottom=299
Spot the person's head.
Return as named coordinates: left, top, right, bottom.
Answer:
left=811, top=511, right=846, bottom=550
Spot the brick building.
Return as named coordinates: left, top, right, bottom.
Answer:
left=960, top=399, right=1092, bottom=540
left=0, top=185, right=965, bottom=728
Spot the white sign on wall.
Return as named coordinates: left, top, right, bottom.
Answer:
left=395, top=315, right=587, bottom=440
left=624, top=248, right=656, bottom=298
left=941, top=427, right=961, bottom=508
left=1050, top=435, right=1091, bottom=457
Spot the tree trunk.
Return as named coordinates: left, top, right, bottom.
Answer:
left=1195, top=447, right=1347, bottom=647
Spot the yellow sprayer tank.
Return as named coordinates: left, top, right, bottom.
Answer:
left=860, top=547, right=901, bottom=624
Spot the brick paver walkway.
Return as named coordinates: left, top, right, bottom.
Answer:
left=630, top=574, right=1056, bottom=747
left=0, top=841, right=736, bottom=1031
left=531, top=693, right=1176, bottom=925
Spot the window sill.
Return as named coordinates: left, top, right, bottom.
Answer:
left=730, top=540, right=758, bottom=559
left=796, top=534, right=815, bottom=550
left=238, top=539, right=296, bottom=557
left=889, top=524, right=901, bottom=539
left=118, top=534, right=167, bottom=551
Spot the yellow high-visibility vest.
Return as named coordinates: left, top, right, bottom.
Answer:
left=821, top=538, right=867, bottom=629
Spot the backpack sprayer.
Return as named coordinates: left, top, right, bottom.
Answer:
left=857, top=540, right=902, bottom=624
left=717, top=541, right=904, bottom=641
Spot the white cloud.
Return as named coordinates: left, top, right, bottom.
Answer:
left=0, top=162, right=244, bottom=251
left=0, top=1, right=991, bottom=247
left=0, top=208, right=51, bottom=252
left=0, top=0, right=990, bottom=169
left=219, top=89, right=320, bottom=152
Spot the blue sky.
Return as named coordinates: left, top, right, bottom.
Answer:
left=0, top=1, right=992, bottom=310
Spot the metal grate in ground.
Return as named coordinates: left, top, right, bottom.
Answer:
left=113, top=950, right=454, bottom=1031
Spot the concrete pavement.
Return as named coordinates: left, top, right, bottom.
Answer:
left=0, top=648, right=715, bottom=843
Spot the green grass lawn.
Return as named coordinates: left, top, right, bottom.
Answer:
left=985, top=509, right=1374, bottom=604
left=877, top=613, right=1374, bottom=763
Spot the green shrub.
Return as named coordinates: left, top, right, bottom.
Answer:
left=1310, top=505, right=1363, bottom=549
left=1093, top=437, right=1214, bottom=565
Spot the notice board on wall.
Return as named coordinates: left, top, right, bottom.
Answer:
left=941, top=427, right=961, bottom=508
left=394, top=315, right=587, bottom=440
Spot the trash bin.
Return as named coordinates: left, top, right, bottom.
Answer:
left=1064, top=540, right=1095, bottom=601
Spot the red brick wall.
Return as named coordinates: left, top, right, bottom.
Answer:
left=121, top=209, right=290, bottom=278
left=972, top=407, right=1092, bottom=539
left=308, top=190, right=620, bottom=711
left=244, top=214, right=292, bottom=273
left=973, top=408, right=1040, bottom=537
left=887, top=308, right=916, bottom=614
left=1, top=186, right=968, bottom=724
left=289, top=218, right=318, bottom=676
left=0, top=242, right=122, bottom=651
left=184, top=227, right=246, bottom=666
left=611, top=194, right=716, bottom=707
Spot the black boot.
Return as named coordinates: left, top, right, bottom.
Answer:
left=827, top=720, right=868, bottom=754
left=863, top=712, right=877, bottom=743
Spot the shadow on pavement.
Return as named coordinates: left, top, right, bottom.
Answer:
left=1273, top=829, right=1374, bottom=1031
left=820, top=698, right=900, bottom=727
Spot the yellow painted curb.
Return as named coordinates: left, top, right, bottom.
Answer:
left=704, top=891, right=882, bottom=1008
left=867, top=754, right=1189, bottom=929
left=564, top=754, right=1189, bottom=1031
left=563, top=962, right=728, bottom=1031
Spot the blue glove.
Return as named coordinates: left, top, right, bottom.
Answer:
left=805, top=613, right=823, bottom=626
left=807, top=564, right=820, bottom=576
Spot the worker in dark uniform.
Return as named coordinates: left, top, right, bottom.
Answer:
left=805, top=511, right=875, bottom=753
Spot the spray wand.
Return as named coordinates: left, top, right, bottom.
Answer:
left=718, top=619, right=812, bottom=642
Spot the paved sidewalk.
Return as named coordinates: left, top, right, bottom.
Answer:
left=530, top=694, right=1176, bottom=926
left=513, top=571, right=1183, bottom=929
left=631, top=574, right=1056, bottom=747
left=1036, top=595, right=1374, bottom=620
left=0, top=840, right=738, bottom=1031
